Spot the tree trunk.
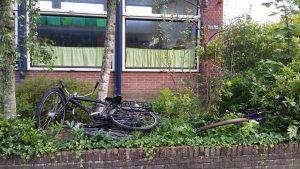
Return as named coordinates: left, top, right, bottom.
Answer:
left=1, top=67, right=16, bottom=119
left=98, top=0, right=116, bottom=101
left=0, top=0, right=17, bottom=119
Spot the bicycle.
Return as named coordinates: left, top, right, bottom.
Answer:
left=35, top=80, right=159, bottom=132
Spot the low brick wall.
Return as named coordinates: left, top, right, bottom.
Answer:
left=1, top=143, right=300, bottom=169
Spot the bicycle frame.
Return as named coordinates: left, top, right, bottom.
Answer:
left=59, top=90, right=119, bottom=122
left=58, top=80, right=122, bottom=120
left=68, top=96, right=107, bottom=113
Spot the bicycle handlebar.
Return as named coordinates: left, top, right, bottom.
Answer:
left=59, top=80, right=66, bottom=89
left=59, top=80, right=99, bottom=97
left=59, top=80, right=70, bottom=95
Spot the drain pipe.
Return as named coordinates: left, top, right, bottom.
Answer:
left=115, top=0, right=123, bottom=96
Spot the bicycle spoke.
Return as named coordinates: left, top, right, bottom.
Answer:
left=111, top=109, right=156, bottom=128
left=36, top=89, right=66, bottom=130
left=51, top=95, right=61, bottom=111
left=42, top=117, right=53, bottom=129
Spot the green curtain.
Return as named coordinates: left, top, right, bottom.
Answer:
left=125, top=48, right=197, bottom=69
left=34, top=47, right=196, bottom=69
left=47, top=16, right=61, bottom=26
left=52, top=47, right=104, bottom=67
left=37, top=16, right=107, bottom=28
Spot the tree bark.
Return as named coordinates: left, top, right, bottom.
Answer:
left=0, top=0, right=17, bottom=119
left=1, top=67, right=16, bottom=119
left=98, top=0, right=116, bottom=101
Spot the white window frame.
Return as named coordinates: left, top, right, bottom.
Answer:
left=122, top=0, right=201, bottom=72
left=26, top=0, right=201, bottom=72
left=27, top=11, right=114, bottom=71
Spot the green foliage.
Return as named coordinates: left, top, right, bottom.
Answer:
left=261, top=0, right=299, bottom=64
left=197, top=36, right=224, bottom=64
left=223, top=20, right=276, bottom=72
left=287, top=122, right=299, bottom=140
left=219, top=59, right=300, bottom=132
left=16, top=77, right=95, bottom=121
left=0, top=0, right=56, bottom=70
left=0, top=114, right=296, bottom=160
left=151, top=88, right=204, bottom=118
left=0, top=95, right=3, bottom=113
left=0, top=116, right=61, bottom=160
left=26, top=0, right=56, bottom=67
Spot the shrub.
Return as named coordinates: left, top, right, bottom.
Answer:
left=222, top=20, right=276, bottom=72
left=151, top=88, right=204, bottom=118
left=197, top=36, right=224, bottom=64
left=16, top=77, right=96, bottom=121
left=219, top=58, right=300, bottom=132
left=0, top=116, right=60, bottom=160
left=0, top=115, right=294, bottom=160
left=0, top=95, right=3, bottom=113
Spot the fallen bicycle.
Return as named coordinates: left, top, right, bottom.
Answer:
left=35, top=80, right=159, bottom=138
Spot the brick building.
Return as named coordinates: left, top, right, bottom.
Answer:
left=16, top=0, right=223, bottom=99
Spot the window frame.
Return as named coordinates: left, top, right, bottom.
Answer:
left=27, top=0, right=200, bottom=72
left=27, top=11, right=114, bottom=71
left=122, top=0, right=200, bottom=72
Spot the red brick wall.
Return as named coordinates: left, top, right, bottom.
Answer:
left=122, top=72, right=196, bottom=99
left=204, top=0, right=223, bottom=41
left=24, top=70, right=196, bottom=100
left=1, top=143, right=300, bottom=169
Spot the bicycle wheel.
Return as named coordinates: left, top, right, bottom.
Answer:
left=35, top=87, right=67, bottom=130
left=109, top=107, right=159, bottom=131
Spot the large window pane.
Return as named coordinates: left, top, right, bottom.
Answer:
left=38, top=0, right=107, bottom=14
left=35, top=15, right=106, bottom=68
left=126, top=0, right=198, bottom=16
left=125, top=19, right=198, bottom=69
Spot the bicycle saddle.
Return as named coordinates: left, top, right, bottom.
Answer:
left=105, top=95, right=122, bottom=104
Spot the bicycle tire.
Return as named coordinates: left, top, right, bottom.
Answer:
left=109, top=107, right=159, bottom=131
left=197, top=118, right=249, bottom=132
left=35, top=87, right=67, bottom=130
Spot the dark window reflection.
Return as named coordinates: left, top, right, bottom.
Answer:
left=126, top=0, right=197, bottom=15
left=125, top=19, right=198, bottom=69
left=126, top=19, right=197, bottom=49
left=37, top=15, right=107, bottom=47
left=35, top=15, right=107, bottom=68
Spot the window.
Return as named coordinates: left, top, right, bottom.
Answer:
left=35, top=15, right=107, bottom=68
left=125, top=0, right=198, bottom=16
left=125, top=19, right=197, bottom=69
left=124, top=0, right=199, bottom=70
left=38, top=0, right=107, bottom=14
left=31, top=0, right=199, bottom=71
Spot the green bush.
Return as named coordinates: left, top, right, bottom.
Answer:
left=152, top=88, right=204, bottom=118
left=223, top=20, right=276, bottom=72
left=0, top=115, right=296, bottom=160
left=197, top=36, right=224, bottom=64
left=0, top=95, right=3, bottom=113
left=16, top=77, right=96, bottom=121
left=0, top=116, right=60, bottom=160
left=219, top=59, right=300, bottom=132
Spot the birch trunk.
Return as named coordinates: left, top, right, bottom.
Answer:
left=0, top=0, right=17, bottom=118
left=1, top=67, right=16, bottom=119
left=98, top=0, right=116, bottom=101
